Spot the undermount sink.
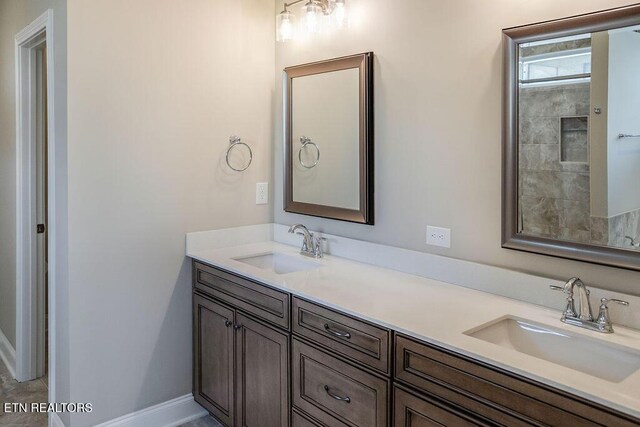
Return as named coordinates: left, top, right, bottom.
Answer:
left=465, top=316, right=640, bottom=383
left=233, top=252, right=321, bottom=275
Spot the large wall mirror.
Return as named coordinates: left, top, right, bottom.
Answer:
left=284, top=52, right=374, bottom=224
left=503, top=4, right=640, bottom=270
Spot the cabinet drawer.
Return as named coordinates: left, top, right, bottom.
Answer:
left=395, top=335, right=640, bottom=427
left=194, top=261, right=290, bottom=329
left=292, top=408, right=326, bottom=427
left=394, top=384, right=492, bottom=427
left=292, top=297, right=390, bottom=374
left=292, top=339, right=389, bottom=427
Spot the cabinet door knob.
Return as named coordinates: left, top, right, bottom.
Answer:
left=225, top=320, right=232, bottom=327
left=234, top=324, right=243, bottom=330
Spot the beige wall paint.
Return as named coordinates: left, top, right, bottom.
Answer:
left=0, top=1, right=69, bottom=422
left=67, top=0, right=274, bottom=425
left=274, top=0, right=640, bottom=296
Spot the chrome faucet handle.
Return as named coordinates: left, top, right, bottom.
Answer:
left=296, top=231, right=313, bottom=251
left=549, top=284, right=577, bottom=318
left=599, top=297, right=629, bottom=309
left=596, top=297, right=629, bottom=333
left=313, top=236, right=327, bottom=257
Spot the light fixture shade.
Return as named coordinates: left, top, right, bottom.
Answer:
left=276, top=9, right=296, bottom=42
left=303, top=1, right=322, bottom=35
left=333, top=0, right=348, bottom=28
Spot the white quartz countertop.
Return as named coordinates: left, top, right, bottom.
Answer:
left=187, top=240, right=640, bottom=419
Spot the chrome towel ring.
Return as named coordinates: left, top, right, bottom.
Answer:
left=299, top=136, right=320, bottom=169
left=226, top=136, right=252, bottom=172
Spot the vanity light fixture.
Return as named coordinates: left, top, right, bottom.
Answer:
left=276, top=0, right=350, bottom=42
left=276, top=5, right=296, bottom=42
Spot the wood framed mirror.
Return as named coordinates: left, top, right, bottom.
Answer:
left=284, top=52, right=374, bottom=224
left=503, top=4, right=640, bottom=270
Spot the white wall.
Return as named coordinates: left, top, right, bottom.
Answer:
left=607, top=29, right=640, bottom=217
left=0, top=1, right=70, bottom=423
left=66, top=0, right=274, bottom=425
left=274, top=0, right=640, bottom=296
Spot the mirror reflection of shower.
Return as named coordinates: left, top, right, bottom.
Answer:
left=517, top=26, right=640, bottom=251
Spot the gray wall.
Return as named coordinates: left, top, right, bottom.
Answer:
left=66, top=0, right=274, bottom=425
left=0, top=2, right=70, bottom=423
left=273, top=0, right=640, bottom=296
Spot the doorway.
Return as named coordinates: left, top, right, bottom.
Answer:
left=15, top=11, right=56, bottom=412
left=35, top=44, right=49, bottom=383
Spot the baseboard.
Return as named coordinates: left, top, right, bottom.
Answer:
left=94, top=394, right=207, bottom=427
left=0, top=326, right=16, bottom=378
left=50, top=413, right=65, bottom=427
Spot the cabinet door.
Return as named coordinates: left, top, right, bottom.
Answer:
left=193, top=294, right=235, bottom=426
left=236, top=312, right=290, bottom=427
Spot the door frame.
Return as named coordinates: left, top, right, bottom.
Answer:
left=14, top=9, right=56, bottom=408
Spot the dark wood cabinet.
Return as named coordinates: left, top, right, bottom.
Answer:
left=193, top=294, right=235, bottom=426
left=394, top=385, right=490, bottom=427
left=292, top=338, right=389, bottom=427
left=395, top=334, right=640, bottom=427
left=194, top=262, right=290, bottom=329
left=235, top=312, right=289, bottom=427
left=193, top=260, right=640, bottom=427
left=193, top=288, right=290, bottom=426
left=291, top=409, right=326, bottom=427
left=292, top=297, right=391, bottom=374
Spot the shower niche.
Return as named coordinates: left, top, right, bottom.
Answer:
left=560, top=116, right=589, bottom=163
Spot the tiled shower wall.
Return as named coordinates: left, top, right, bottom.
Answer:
left=518, top=82, right=591, bottom=243
left=592, top=209, right=640, bottom=249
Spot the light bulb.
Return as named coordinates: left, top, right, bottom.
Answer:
left=276, top=9, right=295, bottom=42
left=334, top=0, right=347, bottom=28
left=303, top=1, right=322, bottom=35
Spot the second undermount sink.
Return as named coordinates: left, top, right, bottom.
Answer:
left=233, top=252, right=321, bottom=275
left=465, top=316, right=640, bottom=383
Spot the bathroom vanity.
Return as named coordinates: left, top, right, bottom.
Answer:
left=189, top=237, right=640, bottom=427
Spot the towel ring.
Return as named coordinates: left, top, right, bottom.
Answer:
left=226, top=136, right=252, bottom=172
left=299, top=136, right=320, bottom=169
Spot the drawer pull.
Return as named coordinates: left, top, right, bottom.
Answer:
left=323, top=323, right=351, bottom=339
left=323, top=385, right=351, bottom=403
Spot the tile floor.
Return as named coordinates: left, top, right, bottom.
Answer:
left=0, top=358, right=48, bottom=426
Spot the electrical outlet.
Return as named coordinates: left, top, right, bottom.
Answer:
left=426, top=225, right=451, bottom=248
left=256, top=182, right=268, bottom=205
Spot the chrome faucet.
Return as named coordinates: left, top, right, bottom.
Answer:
left=550, top=277, right=629, bottom=333
left=625, top=236, right=640, bottom=248
left=288, top=224, right=325, bottom=258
